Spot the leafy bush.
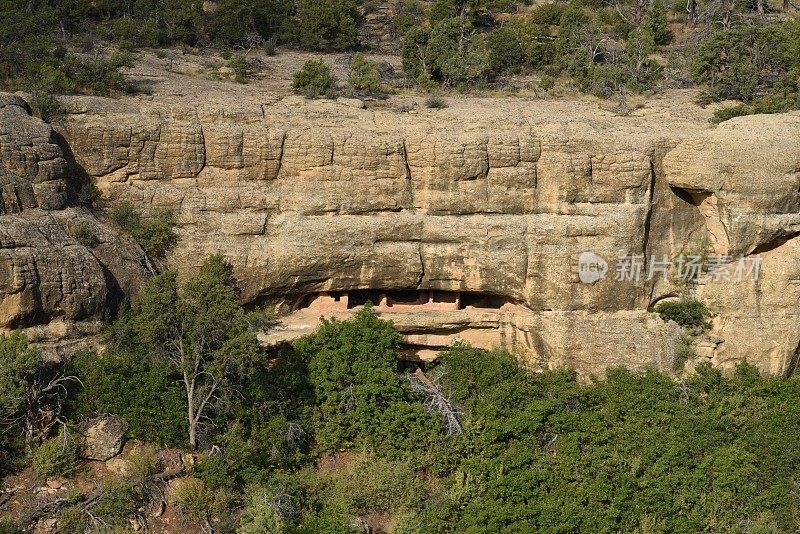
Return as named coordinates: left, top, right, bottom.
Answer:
left=672, top=335, right=696, bottom=372
left=237, top=484, right=287, bottom=534
left=393, top=0, right=427, bottom=36
left=31, top=433, right=79, bottom=479
left=530, top=3, right=566, bottom=25
left=173, top=477, right=213, bottom=522
left=539, top=75, right=556, bottom=90
left=228, top=56, right=250, bottom=83
left=692, top=23, right=799, bottom=104
left=29, top=92, right=63, bottom=123
left=109, top=202, right=177, bottom=258
left=654, top=299, right=711, bottom=331
left=0, top=332, right=40, bottom=425
left=125, top=443, right=161, bottom=479
left=0, top=518, right=21, bottom=534
left=486, top=19, right=552, bottom=75
left=290, top=0, right=359, bottom=51
left=425, top=17, right=490, bottom=85
left=349, top=53, right=381, bottom=92
left=65, top=350, right=187, bottom=447
left=292, top=59, right=336, bottom=98
left=425, top=94, right=447, bottom=108
left=401, top=26, right=431, bottom=81
left=712, top=104, right=752, bottom=124
left=62, top=52, right=137, bottom=95
left=55, top=506, right=88, bottom=534
left=92, top=480, right=137, bottom=527
left=328, top=456, right=427, bottom=514
left=643, top=0, right=670, bottom=45
left=68, top=223, right=99, bottom=248
left=711, top=95, right=792, bottom=124
left=211, top=0, right=292, bottom=45
left=295, top=308, right=441, bottom=452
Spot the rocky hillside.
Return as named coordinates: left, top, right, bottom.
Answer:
left=1, top=51, right=799, bottom=377
left=0, top=95, right=148, bottom=358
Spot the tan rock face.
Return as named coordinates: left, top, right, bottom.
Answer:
left=6, top=88, right=796, bottom=377
left=0, top=96, right=148, bottom=349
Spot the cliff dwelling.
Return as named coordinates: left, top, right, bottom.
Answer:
left=261, top=290, right=530, bottom=361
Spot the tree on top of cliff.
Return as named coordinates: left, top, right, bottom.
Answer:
left=289, top=0, right=359, bottom=52
left=110, top=254, right=262, bottom=448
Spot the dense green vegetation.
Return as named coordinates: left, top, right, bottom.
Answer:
left=654, top=298, right=711, bottom=332
left=292, top=59, right=338, bottom=98
left=3, top=258, right=800, bottom=531
left=2, top=0, right=798, bottom=117
left=109, top=202, right=177, bottom=259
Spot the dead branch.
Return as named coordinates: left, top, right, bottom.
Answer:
left=408, top=368, right=463, bottom=436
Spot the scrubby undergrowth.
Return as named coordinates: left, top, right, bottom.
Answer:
left=2, top=259, right=800, bottom=532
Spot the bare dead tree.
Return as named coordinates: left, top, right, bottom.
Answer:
left=1, top=362, right=80, bottom=448
left=608, top=0, right=651, bottom=26
left=408, top=368, right=463, bottom=436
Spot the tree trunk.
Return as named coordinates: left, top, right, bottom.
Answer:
left=185, top=372, right=197, bottom=448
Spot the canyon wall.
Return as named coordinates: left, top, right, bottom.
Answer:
left=2, top=91, right=799, bottom=376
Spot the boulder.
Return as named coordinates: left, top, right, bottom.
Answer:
left=81, top=415, right=129, bottom=461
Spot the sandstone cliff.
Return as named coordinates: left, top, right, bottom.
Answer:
left=2, top=68, right=799, bottom=376
left=0, top=95, right=148, bottom=357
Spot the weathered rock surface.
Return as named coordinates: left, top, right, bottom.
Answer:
left=4, top=80, right=800, bottom=377
left=0, top=95, right=148, bottom=352
left=81, top=414, right=129, bottom=461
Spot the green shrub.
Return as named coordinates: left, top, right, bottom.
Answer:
left=295, top=307, right=442, bottom=451
left=126, top=443, right=161, bottom=479
left=65, top=350, right=186, bottom=447
left=264, top=37, right=278, bottom=55
left=237, top=485, right=287, bottom=534
left=228, top=56, right=250, bottom=83
left=401, top=26, right=430, bottom=81
left=173, top=477, right=213, bottom=522
left=333, top=456, right=427, bottom=514
left=654, top=299, right=711, bottom=331
left=349, top=53, right=381, bottom=92
left=539, top=75, right=556, bottom=90
left=712, top=104, right=752, bottom=124
left=0, top=518, right=21, bottom=534
left=31, top=433, right=79, bottom=479
left=486, top=19, right=552, bottom=75
left=530, top=3, right=566, bottom=25
left=393, top=0, right=427, bottom=36
left=711, top=94, right=792, bottom=124
left=78, top=182, right=102, bottom=208
left=29, top=91, right=63, bottom=123
left=673, top=335, right=696, bottom=372
left=692, top=23, right=798, bottom=104
left=211, top=0, right=292, bottom=45
left=643, top=0, right=671, bottom=45
left=55, top=506, right=88, bottom=534
left=425, top=17, right=490, bottom=85
left=0, top=332, right=40, bottom=427
left=291, top=0, right=359, bottom=51
left=424, top=93, right=447, bottom=108
left=92, top=480, right=136, bottom=527
left=109, top=202, right=177, bottom=258
left=62, top=52, right=137, bottom=95
left=292, top=59, right=336, bottom=98
left=68, top=222, right=99, bottom=248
